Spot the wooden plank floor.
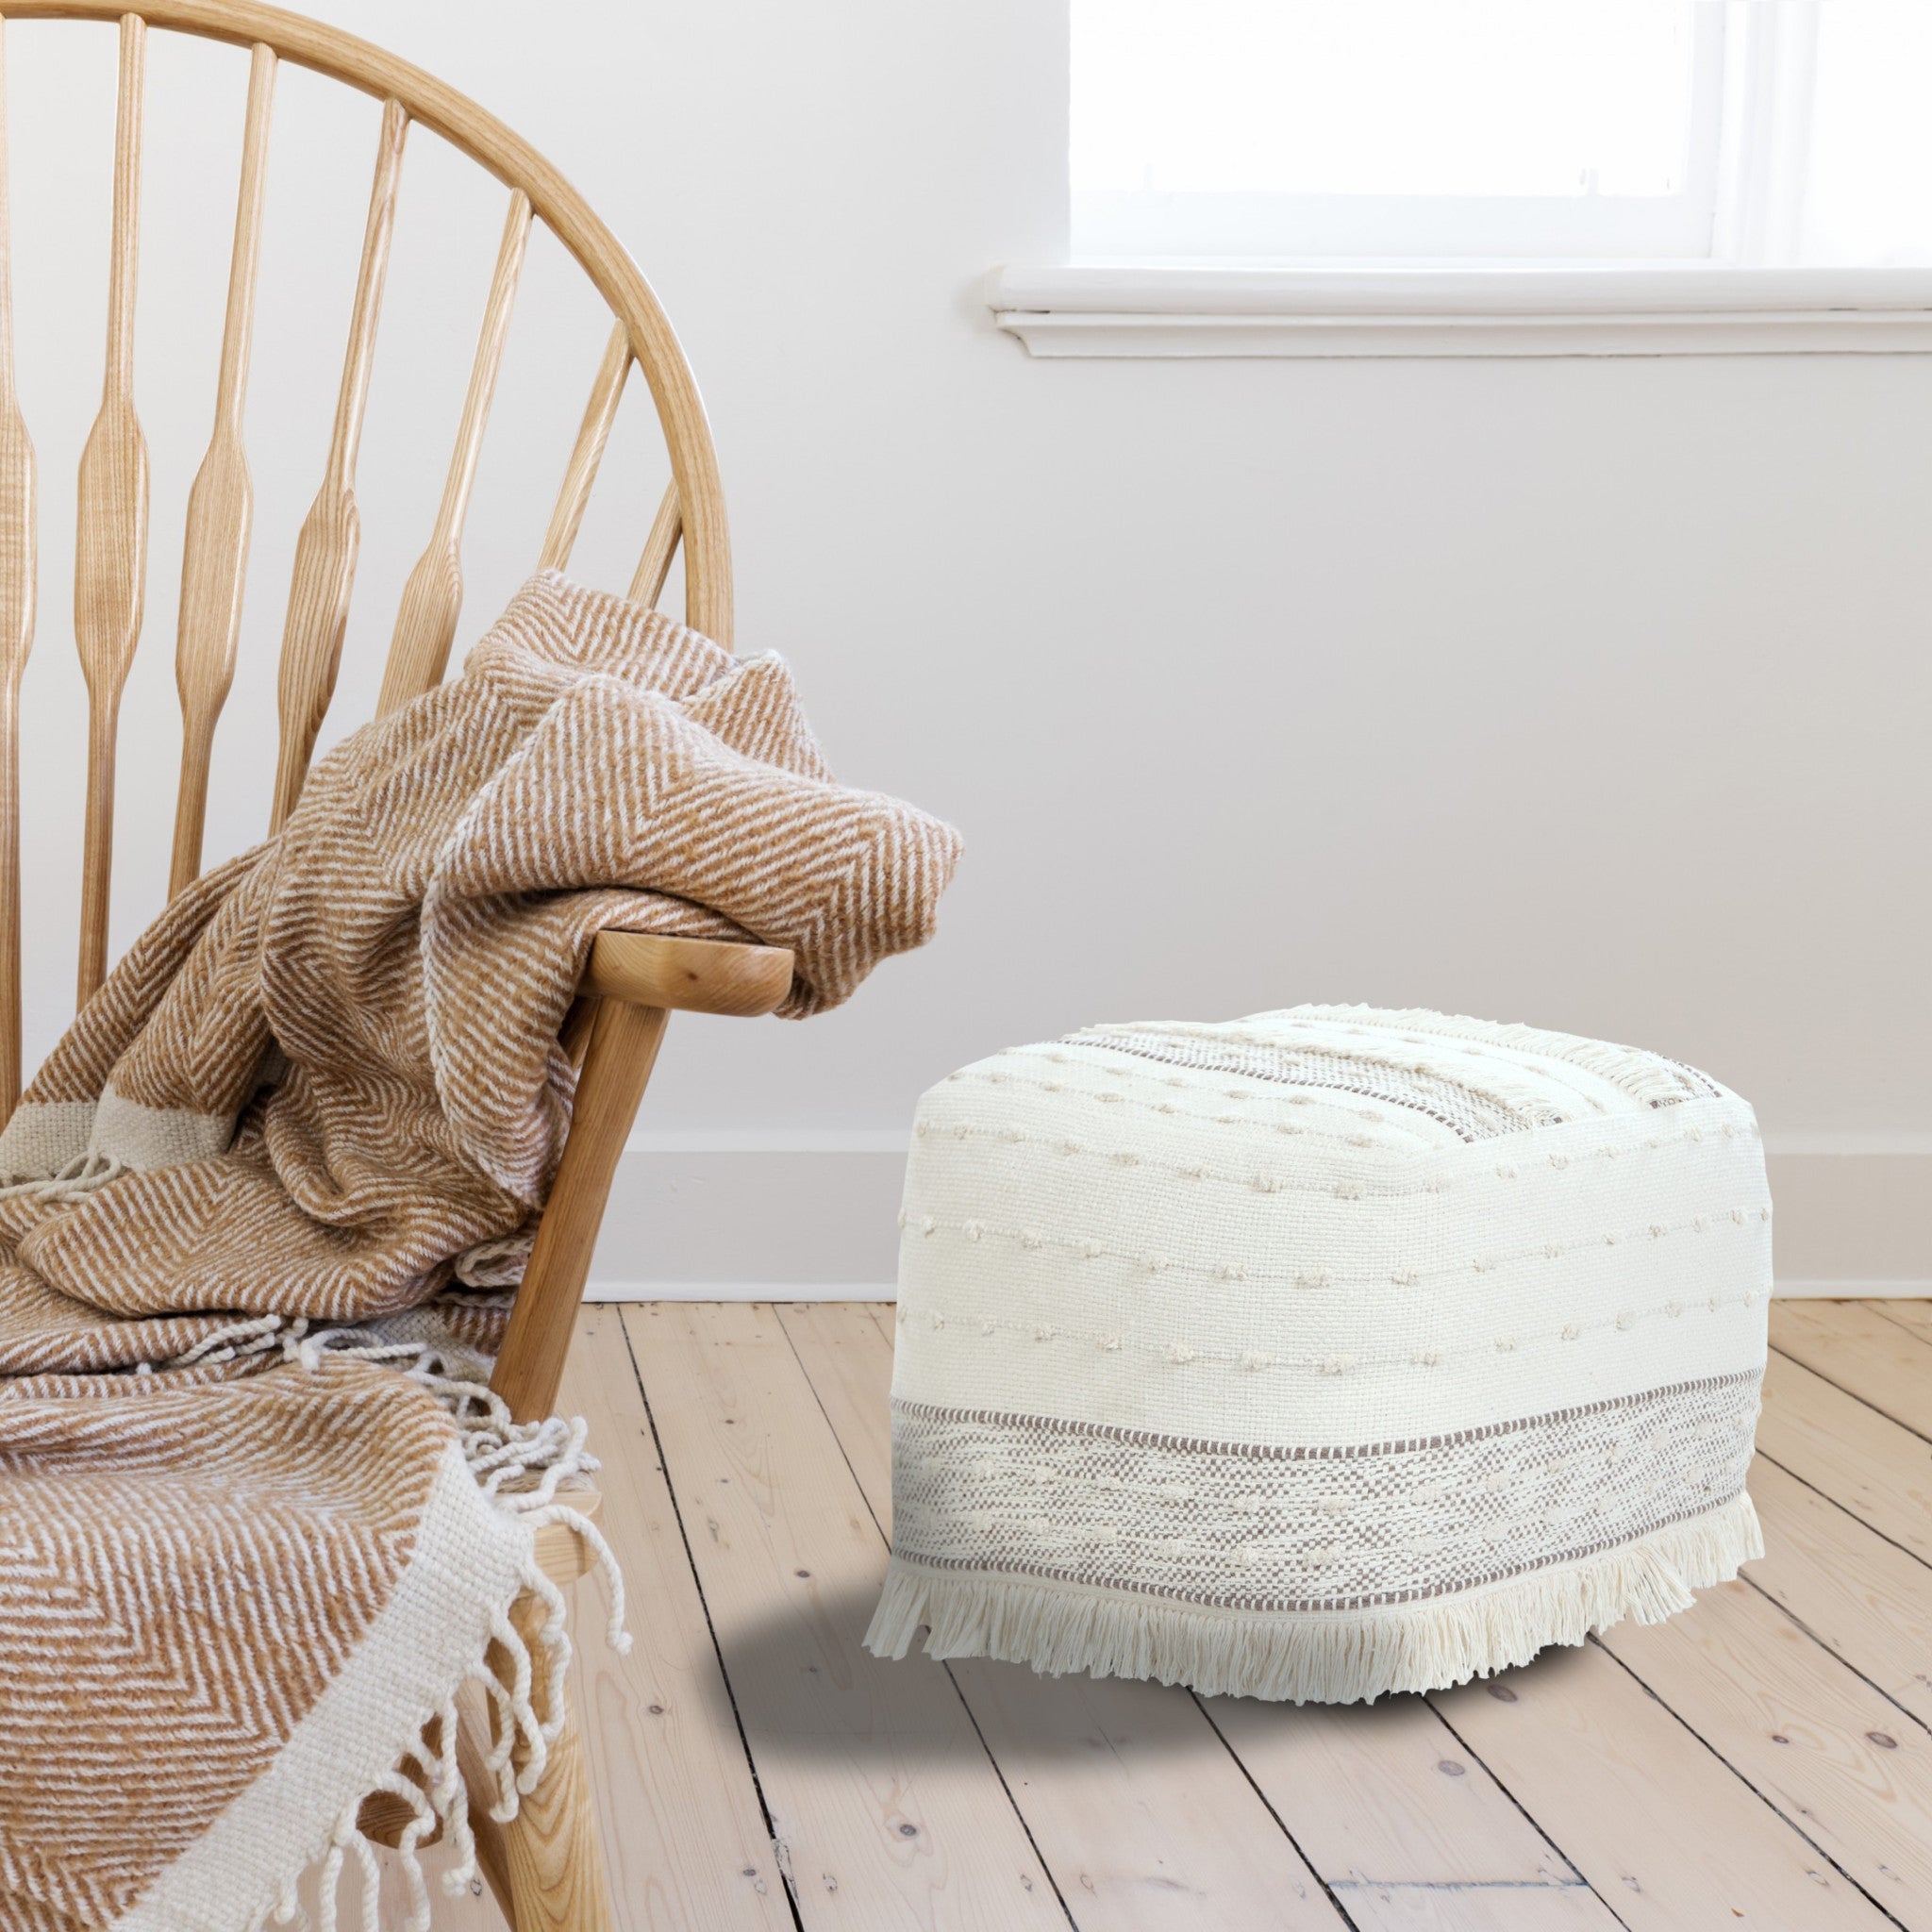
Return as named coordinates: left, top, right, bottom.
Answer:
left=406, top=1299, right=1932, bottom=1931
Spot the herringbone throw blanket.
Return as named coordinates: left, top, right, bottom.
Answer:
left=0, top=571, right=961, bottom=1932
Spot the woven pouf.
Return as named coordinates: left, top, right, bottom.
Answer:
left=863, top=1005, right=1771, bottom=1703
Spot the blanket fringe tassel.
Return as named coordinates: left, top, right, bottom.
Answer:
left=245, top=1338, right=633, bottom=1932
left=864, top=1491, right=1761, bottom=1706
left=0, top=1145, right=126, bottom=1202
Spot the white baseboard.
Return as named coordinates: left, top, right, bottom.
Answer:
left=588, top=1136, right=1929, bottom=1302
left=1773, top=1279, right=1932, bottom=1299
left=1760, top=1143, right=1928, bottom=1287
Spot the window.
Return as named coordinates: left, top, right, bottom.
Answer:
left=997, top=3, right=1932, bottom=356
left=1069, top=1, right=1932, bottom=269
left=1074, top=2, right=1724, bottom=260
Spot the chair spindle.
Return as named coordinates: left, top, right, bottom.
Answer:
left=627, top=481, right=681, bottom=608
left=169, top=41, right=275, bottom=899
left=537, top=319, right=629, bottom=574
left=269, top=94, right=407, bottom=831
left=0, top=18, right=34, bottom=1114
left=375, top=186, right=530, bottom=719
left=74, top=11, right=149, bottom=1007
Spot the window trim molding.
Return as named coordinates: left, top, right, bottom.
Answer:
left=989, top=264, right=1932, bottom=358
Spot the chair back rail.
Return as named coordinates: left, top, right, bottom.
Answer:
left=74, top=11, right=148, bottom=1005
left=629, top=481, right=682, bottom=609
left=169, top=38, right=273, bottom=898
left=268, top=92, right=404, bottom=830
left=0, top=1, right=741, bottom=1410
left=538, top=320, right=630, bottom=575
left=0, top=21, right=33, bottom=1114
left=375, top=186, right=530, bottom=720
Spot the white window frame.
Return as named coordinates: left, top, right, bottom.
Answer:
left=993, top=2, right=1932, bottom=358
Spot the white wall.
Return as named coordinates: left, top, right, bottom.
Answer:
left=7, top=3, right=1926, bottom=1290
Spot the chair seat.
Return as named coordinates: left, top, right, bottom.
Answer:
left=866, top=1005, right=1773, bottom=1704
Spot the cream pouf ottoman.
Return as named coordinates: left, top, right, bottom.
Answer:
left=864, top=1005, right=1771, bottom=1703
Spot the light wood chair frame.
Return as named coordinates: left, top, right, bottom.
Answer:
left=0, top=6, right=794, bottom=1927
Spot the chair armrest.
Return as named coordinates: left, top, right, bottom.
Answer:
left=581, top=929, right=792, bottom=1016
left=492, top=936, right=791, bottom=1425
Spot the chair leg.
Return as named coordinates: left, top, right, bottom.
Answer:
left=497, top=1589, right=615, bottom=1932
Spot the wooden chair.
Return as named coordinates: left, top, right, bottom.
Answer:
left=0, top=4, right=791, bottom=1926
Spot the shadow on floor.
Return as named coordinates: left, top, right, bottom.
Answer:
left=704, top=1575, right=1320, bottom=1772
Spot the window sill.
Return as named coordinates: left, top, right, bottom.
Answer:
left=989, top=264, right=1932, bottom=358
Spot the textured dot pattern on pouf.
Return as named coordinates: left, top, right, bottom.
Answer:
left=863, top=1005, right=1770, bottom=1703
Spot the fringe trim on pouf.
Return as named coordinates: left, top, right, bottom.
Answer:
left=863, top=1491, right=1762, bottom=1704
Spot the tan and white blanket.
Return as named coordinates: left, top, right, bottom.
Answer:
left=0, top=572, right=961, bottom=1932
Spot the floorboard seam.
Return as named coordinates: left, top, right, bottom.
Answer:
left=1768, top=1341, right=1932, bottom=1449
left=1752, top=1445, right=1932, bottom=1574
left=1189, top=1692, right=1368, bottom=1931
left=1733, top=1570, right=1932, bottom=1739
left=615, top=1307, right=808, bottom=1932
left=768, top=1304, right=1081, bottom=1930
left=1585, top=1632, right=1913, bottom=1931
left=770, top=1306, right=891, bottom=1546
left=1858, top=1304, right=1932, bottom=1348
left=1418, top=1695, right=1620, bottom=1924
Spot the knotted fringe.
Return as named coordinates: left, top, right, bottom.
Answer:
left=865, top=1491, right=1761, bottom=1706
left=241, top=1332, right=633, bottom=1932
left=0, top=1145, right=126, bottom=1202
